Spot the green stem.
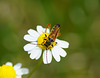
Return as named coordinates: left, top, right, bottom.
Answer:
left=27, top=58, right=42, bottom=78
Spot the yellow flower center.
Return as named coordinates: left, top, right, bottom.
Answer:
left=37, top=33, right=56, bottom=49
left=0, top=65, right=16, bottom=78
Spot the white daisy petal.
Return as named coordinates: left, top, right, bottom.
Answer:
left=24, top=34, right=37, bottom=42
left=43, top=50, right=47, bottom=64
left=43, top=28, right=50, bottom=33
left=56, top=39, right=69, bottom=48
left=52, top=46, right=60, bottom=62
left=46, top=28, right=50, bottom=33
left=16, top=75, right=21, bottom=78
left=16, top=68, right=29, bottom=75
left=35, top=50, right=42, bottom=60
left=20, top=68, right=29, bottom=74
left=6, top=62, right=13, bottom=66
left=14, top=63, right=22, bottom=70
left=28, top=29, right=40, bottom=38
left=23, top=43, right=37, bottom=51
left=16, top=69, right=23, bottom=75
left=37, top=25, right=44, bottom=34
left=47, top=50, right=52, bottom=64
left=29, top=47, right=42, bottom=59
left=56, top=46, right=67, bottom=57
left=43, top=50, right=52, bottom=64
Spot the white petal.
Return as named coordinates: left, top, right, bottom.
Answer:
left=23, top=43, right=37, bottom=51
left=47, top=50, right=52, bottom=63
left=20, top=68, right=29, bottom=74
left=37, top=25, right=44, bottom=34
left=29, top=47, right=42, bottom=59
left=56, top=39, right=69, bottom=48
left=6, top=62, right=13, bottom=66
left=28, top=29, right=40, bottom=38
left=52, top=46, right=60, bottom=62
left=14, top=63, right=22, bottom=70
left=56, top=46, right=67, bottom=57
left=16, top=69, right=23, bottom=75
left=24, top=34, right=37, bottom=42
left=43, top=50, right=52, bottom=64
left=16, top=75, right=21, bottom=78
left=43, top=50, right=47, bottom=64
left=35, top=50, right=42, bottom=60
left=43, top=28, right=50, bottom=33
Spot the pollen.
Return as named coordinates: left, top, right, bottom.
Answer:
left=0, top=65, right=16, bottom=78
left=37, top=33, right=56, bottom=49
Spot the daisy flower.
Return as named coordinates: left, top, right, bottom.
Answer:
left=0, top=62, right=29, bottom=78
left=24, top=23, right=69, bottom=64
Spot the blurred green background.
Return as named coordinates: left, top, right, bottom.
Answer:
left=0, top=0, right=100, bottom=78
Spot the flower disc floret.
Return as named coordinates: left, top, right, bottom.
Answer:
left=0, top=65, right=16, bottom=78
left=37, top=33, right=56, bottom=49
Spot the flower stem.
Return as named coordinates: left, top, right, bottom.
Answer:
left=27, top=58, right=42, bottom=78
